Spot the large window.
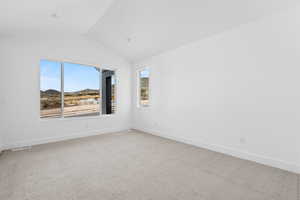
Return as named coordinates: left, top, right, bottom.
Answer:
left=138, top=68, right=150, bottom=107
left=40, top=60, right=116, bottom=118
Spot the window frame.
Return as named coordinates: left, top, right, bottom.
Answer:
left=137, top=67, right=150, bottom=108
left=39, top=59, right=117, bottom=120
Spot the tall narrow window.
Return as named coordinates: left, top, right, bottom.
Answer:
left=40, top=60, right=62, bottom=118
left=138, top=68, right=150, bottom=107
left=39, top=60, right=116, bottom=118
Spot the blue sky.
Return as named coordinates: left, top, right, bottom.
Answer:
left=140, top=69, right=149, bottom=78
left=40, top=60, right=100, bottom=92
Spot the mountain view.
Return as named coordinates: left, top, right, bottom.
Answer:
left=40, top=89, right=100, bottom=118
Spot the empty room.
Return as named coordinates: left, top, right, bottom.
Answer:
left=0, top=0, right=300, bottom=199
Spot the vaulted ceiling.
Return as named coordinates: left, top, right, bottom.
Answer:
left=0, top=0, right=299, bottom=62
left=0, top=0, right=114, bottom=35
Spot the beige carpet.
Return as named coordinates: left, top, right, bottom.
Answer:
left=0, top=130, right=299, bottom=200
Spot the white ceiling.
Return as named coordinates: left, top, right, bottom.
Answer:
left=87, top=0, right=299, bottom=62
left=0, top=0, right=299, bottom=62
left=0, top=0, right=114, bottom=35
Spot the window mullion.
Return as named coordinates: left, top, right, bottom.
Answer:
left=99, top=69, right=102, bottom=115
left=61, top=62, right=64, bottom=118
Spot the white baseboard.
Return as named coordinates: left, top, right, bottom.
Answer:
left=3, top=127, right=131, bottom=150
left=133, top=127, right=300, bottom=174
left=3, top=126, right=299, bottom=174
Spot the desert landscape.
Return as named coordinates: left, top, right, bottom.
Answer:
left=140, top=77, right=149, bottom=106
left=40, top=89, right=100, bottom=118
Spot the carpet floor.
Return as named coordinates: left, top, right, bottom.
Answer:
left=0, top=130, right=299, bottom=200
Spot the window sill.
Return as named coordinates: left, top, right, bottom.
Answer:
left=137, top=105, right=150, bottom=108
left=40, top=114, right=115, bottom=122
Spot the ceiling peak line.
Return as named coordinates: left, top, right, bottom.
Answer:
left=84, top=0, right=117, bottom=36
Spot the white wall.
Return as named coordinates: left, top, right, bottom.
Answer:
left=132, top=6, right=300, bottom=173
left=0, top=35, right=132, bottom=149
